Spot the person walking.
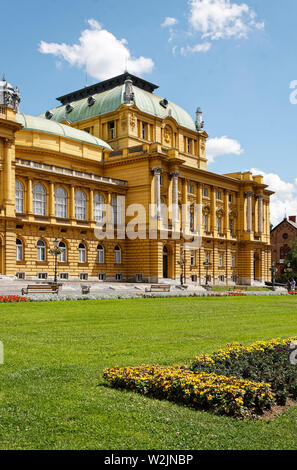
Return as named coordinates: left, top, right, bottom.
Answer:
left=291, top=278, right=296, bottom=292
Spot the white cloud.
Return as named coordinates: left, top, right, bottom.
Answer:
left=180, top=42, right=212, bottom=54
left=207, top=136, right=243, bottom=163
left=250, top=169, right=297, bottom=227
left=161, top=17, right=178, bottom=28
left=39, top=19, right=154, bottom=81
left=189, top=0, right=264, bottom=40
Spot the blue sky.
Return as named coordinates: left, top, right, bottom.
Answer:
left=2, top=0, right=297, bottom=224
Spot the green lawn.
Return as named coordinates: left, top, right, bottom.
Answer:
left=1, top=296, right=297, bottom=450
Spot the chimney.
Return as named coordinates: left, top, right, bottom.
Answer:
left=289, top=216, right=296, bottom=223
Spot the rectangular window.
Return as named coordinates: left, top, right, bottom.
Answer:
left=219, top=253, right=223, bottom=267
left=141, top=122, right=147, bottom=140
left=219, top=275, right=225, bottom=282
left=191, top=252, right=195, bottom=266
left=203, top=214, right=208, bottom=231
left=232, top=255, right=236, bottom=268
left=38, top=272, right=48, bottom=280
left=229, top=218, right=234, bottom=234
left=16, top=272, right=25, bottom=279
left=79, top=273, right=88, bottom=281
left=187, top=138, right=191, bottom=153
left=191, top=274, right=197, bottom=282
left=216, top=191, right=221, bottom=200
left=202, top=188, right=208, bottom=197
left=229, top=194, right=233, bottom=203
left=136, top=274, right=143, bottom=282
left=205, top=252, right=210, bottom=263
left=232, top=275, right=237, bottom=283
left=109, top=121, right=115, bottom=139
left=111, top=196, right=122, bottom=225
left=59, top=273, right=69, bottom=280
left=217, top=217, right=222, bottom=233
left=115, top=273, right=122, bottom=281
left=98, top=273, right=106, bottom=281
left=188, top=184, right=194, bottom=194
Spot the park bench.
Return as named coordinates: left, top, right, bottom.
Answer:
left=21, top=283, right=60, bottom=295
left=81, top=285, right=91, bottom=294
left=145, top=284, right=171, bottom=293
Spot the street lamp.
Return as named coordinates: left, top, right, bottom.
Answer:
left=178, top=250, right=186, bottom=286
left=269, top=262, right=277, bottom=290
left=203, top=261, right=212, bottom=287
left=49, top=237, right=61, bottom=284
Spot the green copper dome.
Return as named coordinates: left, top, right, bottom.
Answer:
left=16, top=113, right=112, bottom=149
left=39, top=76, right=197, bottom=132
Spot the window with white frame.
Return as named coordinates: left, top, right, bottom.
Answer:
left=97, top=244, right=104, bottom=264
left=202, top=187, right=208, bottom=197
left=15, top=180, right=24, bottom=213
left=115, top=273, right=122, bottom=281
left=94, top=193, right=104, bottom=222
left=37, top=240, right=46, bottom=262
left=55, top=187, right=67, bottom=218
left=203, top=214, right=208, bottom=231
left=114, top=245, right=121, bottom=264
left=33, top=183, right=46, bottom=216
left=232, top=255, right=236, bottom=268
left=78, top=243, right=86, bottom=263
left=75, top=190, right=86, bottom=220
left=216, top=191, right=221, bottom=200
left=217, top=216, right=222, bottom=233
left=191, top=252, right=195, bottom=266
left=16, top=238, right=23, bottom=261
left=58, top=241, right=67, bottom=262
left=59, top=273, right=69, bottom=280
left=98, top=273, right=106, bottom=281
left=38, top=272, right=48, bottom=279
left=111, top=196, right=121, bottom=225
left=188, top=184, right=194, bottom=194
left=219, top=275, right=224, bottom=282
left=79, top=273, right=88, bottom=280
left=218, top=253, right=223, bottom=267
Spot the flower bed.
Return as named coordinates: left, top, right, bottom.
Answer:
left=0, top=295, right=30, bottom=303
left=103, top=365, right=273, bottom=418
left=190, top=337, right=297, bottom=405
left=228, top=292, right=247, bottom=296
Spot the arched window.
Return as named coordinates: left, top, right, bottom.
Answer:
left=15, top=180, right=24, bottom=214
left=55, top=187, right=67, bottom=218
left=94, top=194, right=104, bottom=222
left=75, top=190, right=86, bottom=220
left=33, top=183, right=46, bottom=216
left=58, top=241, right=67, bottom=262
left=16, top=238, right=23, bottom=261
left=37, top=240, right=46, bottom=262
left=78, top=243, right=86, bottom=263
left=114, top=245, right=121, bottom=264
left=97, top=244, right=104, bottom=264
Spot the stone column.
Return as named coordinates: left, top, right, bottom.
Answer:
left=49, top=182, right=55, bottom=217
left=27, top=178, right=33, bottom=214
left=70, top=186, right=75, bottom=220
left=245, top=191, right=253, bottom=232
left=257, top=194, right=264, bottom=234
left=89, top=189, right=94, bottom=221
left=152, top=167, right=162, bottom=220
left=170, top=171, right=179, bottom=223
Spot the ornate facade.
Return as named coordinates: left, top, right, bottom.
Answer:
left=271, top=216, right=297, bottom=276
left=0, top=73, right=273, bottom=284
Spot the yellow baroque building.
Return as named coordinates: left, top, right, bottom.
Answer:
left=0, top=73, right=273, bottom=285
